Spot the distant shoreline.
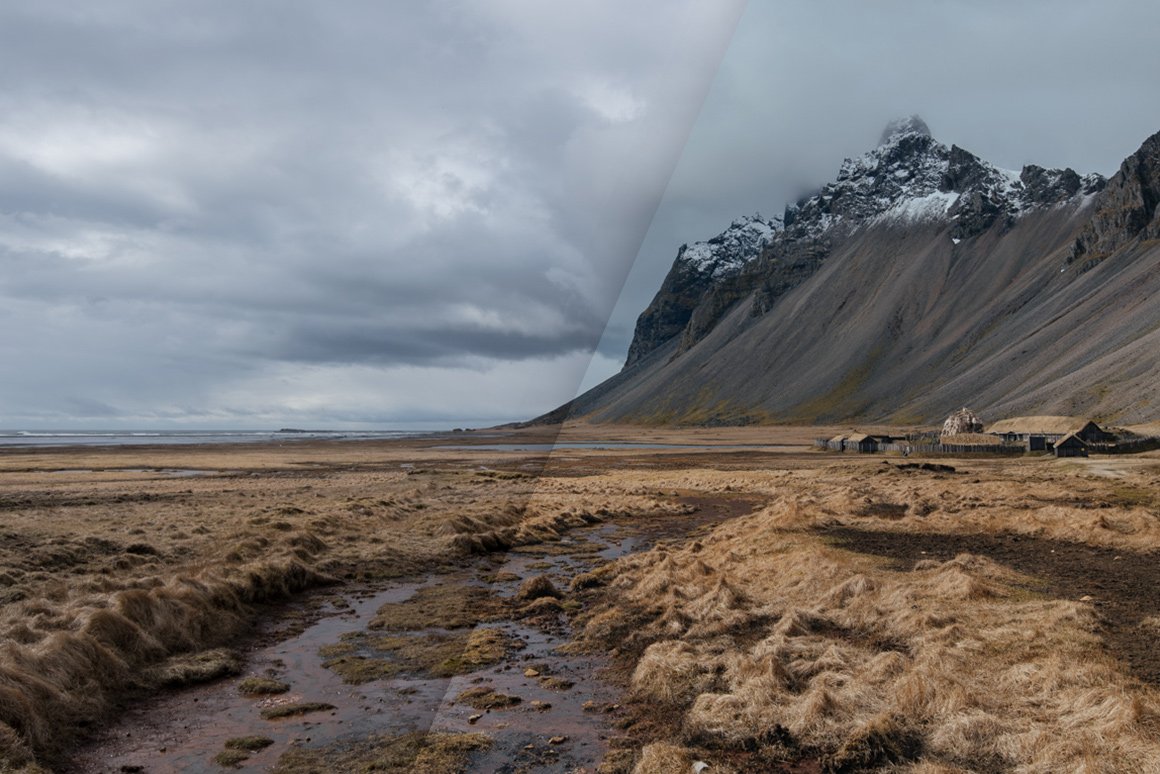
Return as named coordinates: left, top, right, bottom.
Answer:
left=0, top=429, right=433, bottom=449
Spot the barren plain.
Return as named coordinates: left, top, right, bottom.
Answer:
left=1, top=426, right=1159, bottom=772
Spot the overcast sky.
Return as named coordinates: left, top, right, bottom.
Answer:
left=2, top=2, right=1158, bottom=429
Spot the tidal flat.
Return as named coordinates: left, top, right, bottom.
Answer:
left=1, top=426, right=1159, bottom=772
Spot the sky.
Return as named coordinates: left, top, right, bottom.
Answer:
left=1, top=1, right=1158, bottom=429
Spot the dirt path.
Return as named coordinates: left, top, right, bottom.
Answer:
left=823, top=526, right=1160, bottom=685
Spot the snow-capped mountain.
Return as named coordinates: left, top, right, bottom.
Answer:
left=624, top=117, right=1107, bottom=370
left=537, top=119, right=1160, bottom=426
left=781, top=115, right=1104, bottom=242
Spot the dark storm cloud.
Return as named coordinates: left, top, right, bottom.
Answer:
left=0, top=1, right=745, bottom=425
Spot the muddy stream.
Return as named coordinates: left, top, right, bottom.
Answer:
left=68, top=497, right=747, bottom=773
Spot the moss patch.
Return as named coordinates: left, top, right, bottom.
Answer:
left=321, top=627, right=516, bottom=683
left=369, top=584, right=503, bottom=630
left=213, top=748, right=251, bottom=768
left=462, top=627, right=516, bottom=666
left=271, top=731, right=490, bottom=774
left=238, top=677, right=290, bottom=696
left=319, top=653, right=402, bottom=684
left=456, top=686, right=522, bottom=710
left=225, top=736, right=275, bottom=751
left=260, top=701, right=336, bottom=720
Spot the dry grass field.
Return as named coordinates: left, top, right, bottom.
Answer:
left=1, top=426, right=1159, bottom=772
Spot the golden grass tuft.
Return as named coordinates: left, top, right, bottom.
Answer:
left=631, top=641, right=714, bottom=706
left=0, top=558, right=330, bottom=766
left=631, top=742, right=693, bottom=774
left=224, top=736, right=274, bottom=751
left=461, top=627, right=514, bottom=667
left=515, top=575, right=561, bottom=601
left=147, top=647, right=242, bottom=687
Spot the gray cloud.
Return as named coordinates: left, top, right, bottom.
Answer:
left=4, top=1, right=1158, bottom=427
left=0, top=1, right=743, bottom=426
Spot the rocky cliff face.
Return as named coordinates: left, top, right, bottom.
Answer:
left=538, top=119, right=1160, bottom=426
left=1069, top=130, right=1160, bottom=269
left=627, top=117, right=1105, bottom=369
left=624, top=214, right=780, bottom=368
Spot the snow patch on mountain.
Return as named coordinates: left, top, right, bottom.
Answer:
left=677, top=213, right=782, bottom=279
left=878, top=190, right=960, bottom=223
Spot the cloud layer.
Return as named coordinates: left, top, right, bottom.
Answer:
left=0, top=1, right=743, bottom=426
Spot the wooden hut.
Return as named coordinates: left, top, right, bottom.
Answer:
left=845, top=433, right=879, bottom=453
left=1074, top=421, right=1115, bottom=444
left=1055, top=433, right=1088, bottom=458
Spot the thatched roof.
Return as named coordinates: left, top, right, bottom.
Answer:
left=938, top=432, right=1003, bottom=446
left=987, top=416, right=1091, bottom=436
left=942, top=407, right=983, bottom=436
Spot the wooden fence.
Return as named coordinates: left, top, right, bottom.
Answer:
left=818, top=439, right=1030, bottom=456
left=1083, top=437, right=1160, bottom=455
left=817, top=436, right=1160, bottom=456
left=883, top=442, right=1023, bottom=456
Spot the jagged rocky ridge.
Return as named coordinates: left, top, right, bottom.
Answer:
left=546, top=119, right=1160, bottom=426
left=1069, top=130, right=1160, bottom=269
left=627, top=116, right=1105, bottom=367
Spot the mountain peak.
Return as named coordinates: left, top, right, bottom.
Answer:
left=878, top=115, right=932, bottom=146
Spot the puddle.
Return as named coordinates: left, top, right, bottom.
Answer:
left=120, top=468, right=225, bottom=477
left=434, top=442, right=792, bottom=452
left=67, top=497, right=751, bottom=773
left=49, top=468, right=225, bottom=477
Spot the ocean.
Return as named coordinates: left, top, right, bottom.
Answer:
left=0, top=430, right=429, bottom=448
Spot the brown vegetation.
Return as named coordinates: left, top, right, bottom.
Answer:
left=4, top=428, right=1160, bottom=772
left=0, top=437, right=683, bottom=768
left=565, top=449, right=1160, bottom=772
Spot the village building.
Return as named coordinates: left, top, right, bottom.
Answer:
left=817, top=415, right=1133, bottom=457
left=845, top=433, right=879, bottom=453
left=986, top=416, right=1115, bottom=452
left=1054, top=433, right=1088, bottom=457
left=1072, top=421, right=1115, bottom=444
left=823, top=432, right=896, bottom=452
